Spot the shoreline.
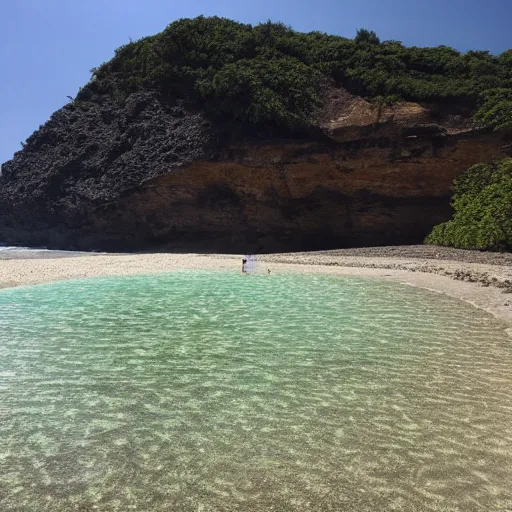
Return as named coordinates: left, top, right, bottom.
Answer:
left=1, top=248, right=512, bottom=328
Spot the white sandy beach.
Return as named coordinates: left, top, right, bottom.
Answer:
left=1, top=250, right=512, bottom=328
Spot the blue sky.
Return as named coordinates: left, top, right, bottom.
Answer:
left=1, top=0, right=511, bottom=164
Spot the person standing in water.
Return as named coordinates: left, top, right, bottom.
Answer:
left=242, top=258, right=247, bottom=274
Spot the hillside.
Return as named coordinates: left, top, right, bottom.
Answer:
left=82, top=18, right=512, bottom=129
left=1, top=17, right=511, bottom=252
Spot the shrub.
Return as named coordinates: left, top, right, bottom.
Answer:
left=355, top=29, right=380, bottom=45
left=425, top=159, right=512, bottom=250
left=76, top=16, right=512, bottom=130
left=474, top=88, right=512, bottom=131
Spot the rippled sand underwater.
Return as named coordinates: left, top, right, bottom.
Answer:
left=0, top=271, right=511, bottom=511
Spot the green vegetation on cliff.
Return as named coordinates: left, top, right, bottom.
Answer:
left=78, top=16, right=512, bottom=129
left=426, top=159, right=512, bottom=250
left=474, top=88, right=512, bottom=131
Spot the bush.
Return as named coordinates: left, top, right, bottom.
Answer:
left=474, top=88, right=512, bottom=131
left=355, top=29, right=380, bottom=45
left=197, top=56, right=323, bottom=125
left=79, top=16, right=512, bottom=130
left=425, top=159, right=512, bottom=250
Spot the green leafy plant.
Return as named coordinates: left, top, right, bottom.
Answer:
left=355, top=29, right=380, bottom=45
left=74, top=16, right=512, bottom=130
left=371, top=94, right=401, bottom=107
left=474, top=88, right=512, bottom=131
left=425, top=159, right=512, bottom=250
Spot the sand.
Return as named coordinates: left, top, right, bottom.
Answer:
left=1, top=246, right=512, bottom=328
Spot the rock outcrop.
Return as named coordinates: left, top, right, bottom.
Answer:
left=0, top=89, right=509, bottom=252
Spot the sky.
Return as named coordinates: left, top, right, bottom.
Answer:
left=1, top=0, right=511, bottom=164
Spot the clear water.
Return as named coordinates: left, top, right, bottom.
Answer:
left=1, top=271, right=511, bottom=512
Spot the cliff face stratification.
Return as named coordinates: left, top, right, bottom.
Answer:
left=1, top=89, right=508, bottom=252
left=1, top=17, right=510, bottom=252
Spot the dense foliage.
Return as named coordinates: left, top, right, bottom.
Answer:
left=425, top=159, right=512, bottom=250
left=77, top=16, right=512, bottom=129
left=474, top=88, right=512, bottom=131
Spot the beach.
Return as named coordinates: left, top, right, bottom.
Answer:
left=1, top=245, right=512, bottom=328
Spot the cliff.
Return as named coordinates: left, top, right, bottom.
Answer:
left=1, top=18, right=511, bottom=252
left=1, top=89, right=508, bottom=252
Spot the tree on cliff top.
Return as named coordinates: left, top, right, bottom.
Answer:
left=69, top=16, right=512, bottom=131
left=426, top=159, right=512, bottom=251
left=355, top=29, right=380, bottom=45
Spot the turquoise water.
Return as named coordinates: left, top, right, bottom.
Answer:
left=1, top=271, right=512, bottom=511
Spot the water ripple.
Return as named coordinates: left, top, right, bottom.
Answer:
left=0, top=271, right=511, bottom=511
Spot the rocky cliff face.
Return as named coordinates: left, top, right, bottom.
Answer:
left=0, top=89, right=509, bottom=252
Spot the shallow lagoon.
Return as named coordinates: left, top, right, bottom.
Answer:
left=1, top=271, right=511, bottom=511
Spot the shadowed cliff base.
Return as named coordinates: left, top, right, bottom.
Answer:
left=0, top=127, right=505, bottom=253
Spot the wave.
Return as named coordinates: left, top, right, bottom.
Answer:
left=0, top=245, right=37, bottom=251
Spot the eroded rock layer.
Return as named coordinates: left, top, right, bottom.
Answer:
left=0, top=90, right=509, bottom=252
